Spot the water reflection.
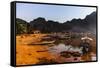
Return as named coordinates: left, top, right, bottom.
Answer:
left=48, top=43, right=96, bottom=61
left=48, top=43, right=82, bottom=54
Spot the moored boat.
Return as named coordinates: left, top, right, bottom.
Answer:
left=28, top=40, right=55, bottom=45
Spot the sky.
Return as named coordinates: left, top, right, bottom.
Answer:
left=16, top=3, right=96, bottom=23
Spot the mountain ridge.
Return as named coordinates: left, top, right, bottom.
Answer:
left=16, top=11, right=97, bottom=34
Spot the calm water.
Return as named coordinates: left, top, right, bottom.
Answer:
left=48, top=43, right=82, bottom=54
left=48, top=43, right=96, bottom=61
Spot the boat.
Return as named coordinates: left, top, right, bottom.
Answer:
left=28, top=40, right=55, bottom=45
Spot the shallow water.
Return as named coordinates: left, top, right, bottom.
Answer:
left=48, top=43, right=82, bottom=54
left=16, top=34, right=96, bottom=65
